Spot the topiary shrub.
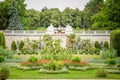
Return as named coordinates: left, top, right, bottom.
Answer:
left=19, top=40, right=24, bottom=51
left=0, top=32, right=5, bottom=48
left=0, top=65, right=10, bottom=80
left=11, top=41, right=16, bottom=51
left=0, top=56, right=4, bottom=63
left=28, top=56, right=38, bottom=63
left=95, top=41, right=100, bottom=49
left=103, top=41, right=109, bottom=49
left=110, top=30, right=120, bottom=56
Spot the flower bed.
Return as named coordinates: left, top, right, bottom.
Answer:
left=19, top=60, right=50, bottom=70
left=21, top=59, right=50, bottom=66
left=20, top=59, right=88, bottom=71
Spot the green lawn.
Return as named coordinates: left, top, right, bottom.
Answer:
left=9, top=68, right=120, bottom=79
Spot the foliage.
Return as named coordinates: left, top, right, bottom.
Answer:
left=0, top=47, right=14, bottom=58
left=110, top=30, right=120, bottom=56
left=21, top=38, right=38, bottom=54
left=28, top=56, right=38, bottom=63
left=0, top=0, right=26, bottom=30
left=19, top=40, right=24, bottom=51
left=0, top=0, right=119, bottom=30
left=72, top=55, right=81, bottom=62
left=43, top=34, right=52, bottom=47
left=0, top=56, right=4, bottom=63
left=84, top=0, right=103, bottom=29
left=24, top=9, right=40, bottom=30
left=100, top=48, right=117, bottom=59
left=92, top=0, right=120, bottom=30
left=96, top=69, right=107, bottom=77
left=103, top=41, right=109, bottom=49
left=11, top=41, right=16, bottom=51
left=0, top=64, right=10, bottom=80
left=39, top=7, right=82, bottom=28
left=0, top=0, right=10, bottom=30
left=67, top=34, right=76, bottom=51
left=80, top=39, right=92, bottom=54
left=41, top=35, right=72, bottom=60
left=41, top=52, right=72, bottom=60
left=8, top=0, right=23, bottom=30
left=42, top=61, right=63, bottom=71
left=91, top=48, right=100, bottom=55
left=95, top=41, right=100, bottom=49
left=106, top=59, right=116, bottom=66
left=0, top=32, right=5, bottom=48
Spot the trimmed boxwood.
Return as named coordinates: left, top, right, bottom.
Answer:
left=110, top=30, right=120, bottom=56
left=11, top=41, right=16, bottom=51
left=104, top=41, right=109, bottom=49
left=95, top=41, right=100, bottom=49
left=19, top=40, right=24, bottom=50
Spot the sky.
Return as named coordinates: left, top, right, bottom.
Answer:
left=25, top=0, right=90, bottom=11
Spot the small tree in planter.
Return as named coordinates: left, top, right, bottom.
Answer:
left=0, top=65, right=10, bottom=80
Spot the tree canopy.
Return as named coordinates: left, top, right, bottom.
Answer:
left=0, top=0, right=119, bottom=30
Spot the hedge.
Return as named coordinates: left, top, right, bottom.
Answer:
left=0, top=32, right=5, bottom=48
left=110, top=30, right=120, bottom=56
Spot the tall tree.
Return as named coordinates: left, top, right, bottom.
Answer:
left=39, top=7, right=52, bottom=27
left=83, top=0, right=103, bottom=29
left=8, top=0, right=23, bottom=30
left=15, top=0, right=26, bottom=28
left=0, top=0, right=11, bottom=30
left=24, top=9, right=40, bottom=30
left=0, top=0, right=26, bottom=30
left=92, top=0, right=120, bottom=30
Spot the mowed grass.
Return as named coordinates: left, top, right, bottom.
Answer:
left=9, top=68, right=120, bottom=79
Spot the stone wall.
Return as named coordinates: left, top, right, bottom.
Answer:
left=4, top=32, right=110, bottom=49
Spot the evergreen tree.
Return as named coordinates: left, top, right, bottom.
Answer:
left=8, top=0, right=23, bottom=30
